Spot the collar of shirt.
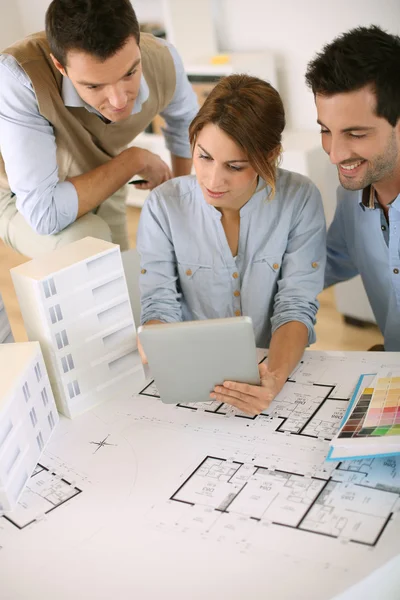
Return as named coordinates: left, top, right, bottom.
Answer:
left=61, top=73, right=149, bottom=118
left=202, top=177, right=269, bottom=220
left=359, top=185, right=400, bottom=213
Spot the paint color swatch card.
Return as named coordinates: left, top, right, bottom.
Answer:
left=327, top=371, right=400, bottom=461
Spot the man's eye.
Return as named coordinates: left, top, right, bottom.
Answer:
left=349, top=133, right=366, bottom=139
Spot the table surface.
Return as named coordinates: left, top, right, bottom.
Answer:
left=1, top=349, right=400, bottom=600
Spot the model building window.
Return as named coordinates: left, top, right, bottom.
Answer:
left=48, top=411, right=56, bottom=430
left=61, top=329, right=69, bottom=346
left=55, top=329, right=69, bottom=350
left=36, top=431, right=44, bottom=451
left=29, top=407, right=38, bottom=427
left=49, top=304, right=63, bottom=324
left=34, top=362, right=42, bottom=382
left=43, top=277, right=57, bottom=298
left=22, top=381, right=30, bottom=402
left=61, top=353, right=75, bottom=373
left=41, top=387, right=49, bottom=406
left=67, top=379, right=81, bottom=399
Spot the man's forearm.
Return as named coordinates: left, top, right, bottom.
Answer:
left=69, top=147, right=147, bottom=219
left=267, top=321, right=309, bottom=386
left=171, top=154, right=192, bottom=177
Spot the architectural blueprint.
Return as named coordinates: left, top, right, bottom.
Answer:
left=0, top=350, right=399, bottom=600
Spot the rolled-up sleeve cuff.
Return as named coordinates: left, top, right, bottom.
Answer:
left=161, top=126, right=193, bottom=159
left=271, top=313, right=316, bottom=346
left=140, top=312, right=181, bottom=326
left=19, top=180, right=79, bottom=235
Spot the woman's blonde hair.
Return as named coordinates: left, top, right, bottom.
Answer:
left=189, top=74, right=285, bottom=197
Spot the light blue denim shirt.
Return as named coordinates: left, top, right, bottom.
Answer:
left=137, top=170, right=327, bottom=347
left=0, top=39, right=198, bottom=235
left=325, top=185, right=400, bottom=351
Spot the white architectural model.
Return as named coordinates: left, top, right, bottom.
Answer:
left=0, top=342, right=58, bottom=511
left=11, top=237, right=138, bottom=419
left=0, top=293, right=13, bottom=343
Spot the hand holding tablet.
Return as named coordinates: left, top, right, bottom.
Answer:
left=138, top=317, right=260, bottom=405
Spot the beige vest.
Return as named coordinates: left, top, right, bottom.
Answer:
left=0, top=32, right=176, bottom=191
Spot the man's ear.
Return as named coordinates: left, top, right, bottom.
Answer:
left=50, top=53, right=67, bottom=77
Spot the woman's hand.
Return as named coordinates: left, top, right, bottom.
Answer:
left=210, top=362, right=285, bottom=416
left=137, top=336, right=148, bottom=364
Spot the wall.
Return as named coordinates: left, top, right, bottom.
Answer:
left=8, top=0, right=400, bottom=129
left=214, top=0, right=400, bottom=129
left=15, top=0, right=49, bottom=35
left=0, top=0, right=23, bottom=47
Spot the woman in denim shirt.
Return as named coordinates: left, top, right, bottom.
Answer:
left=137, top=74, right=326, bottom=415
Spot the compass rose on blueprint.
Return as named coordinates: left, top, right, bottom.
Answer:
left=89, top=434, right=117, bottom=454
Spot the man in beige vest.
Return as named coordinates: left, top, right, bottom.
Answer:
left=0, top=0, right=198, bottom=256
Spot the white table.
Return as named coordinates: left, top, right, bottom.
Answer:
left=1, top=350, right=399, bottom=600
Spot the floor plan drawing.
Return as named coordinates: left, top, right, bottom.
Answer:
left=138, top=353, right=399, bottom=445
left=139, top=378, right=348, bottom=438
left=261, top=381, right=347, bottom=439
left=1, top=351, right=400, bottom=600
left=139, top=380, right=160, bottom=398
left=166, top=454, right=400, bottom=547
left=1, top=462, right=82, bottom=529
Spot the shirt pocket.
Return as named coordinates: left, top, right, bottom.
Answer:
left=176, top=261, right=216, bottom=317
left=250, top=254, right=282, bottom=294
left=177, top=262, right=213, bottom=281
left=252, top=255, right=282, bottom=273
left=176, top=262, right=214, bottom=297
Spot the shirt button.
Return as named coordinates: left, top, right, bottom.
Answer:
left=394, top=268, right=399, bottom=275
left=233, top=290, right=240, bottom=297
left=311, top=262, right=318, bottom=269
left=141, top=269, right=147, bottom=274
left=273, top=263, right=279, bottom=270
left=232, top=272, right=239, bottom=279
left=186, top=269, right=192, bottom=276
left=234, top=310, right=241, bottom=317
left=381, top=225, right=387, bottom=231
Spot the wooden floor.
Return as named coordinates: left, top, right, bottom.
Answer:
left=0, top=206, right=383, bottom=350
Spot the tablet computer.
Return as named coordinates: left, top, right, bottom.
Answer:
left=137, top=316, right=260, bottom=404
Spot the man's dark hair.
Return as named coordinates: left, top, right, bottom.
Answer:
left=45, top=0, right=140, bottom=67
left=305, top=25, right=400, bottom=127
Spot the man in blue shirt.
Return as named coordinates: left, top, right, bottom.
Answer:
left=306, top=26, right=400, bottom=351
left=0, top=0, right=198, bottom=256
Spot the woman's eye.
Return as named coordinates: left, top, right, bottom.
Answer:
left=228, top=165, right=243, bottom=172
left=199, top=154, right=211, bottom=160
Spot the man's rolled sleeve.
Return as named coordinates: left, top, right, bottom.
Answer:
left=137, top=190, right=182, bottom=324
left=17, top=181, right=79, bottom=235
left=271, top=183, right=327, bottom=345
left=158, top=42, right=198, bottom=159
left=0, top=55, right=78, bottom=235
left=325, top=188, right=359, bottom=288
